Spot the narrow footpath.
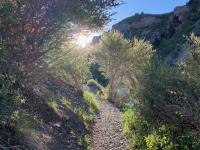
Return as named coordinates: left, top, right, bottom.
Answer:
left=92, top=99, right=130, bottom=150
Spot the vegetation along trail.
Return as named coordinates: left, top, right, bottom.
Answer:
left=92, top=98, right=129, bottom=150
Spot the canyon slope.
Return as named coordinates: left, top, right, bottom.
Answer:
left=111, top=0, right=200, bottom=64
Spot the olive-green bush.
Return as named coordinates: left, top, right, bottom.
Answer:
left=83, top=91, right=99, bottom=110
left=87, top=79, right=104, bottom=94
left=122, top=109, right=200, bottom=150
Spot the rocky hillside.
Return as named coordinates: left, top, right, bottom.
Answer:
left=112, top=0, right=200, bottom=63
left=113, top=13, right=170, bottom=45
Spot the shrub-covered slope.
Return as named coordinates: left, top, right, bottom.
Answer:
left=113, top=0, right=200, bottom=62
left=0, top=75, right=91, bottom=150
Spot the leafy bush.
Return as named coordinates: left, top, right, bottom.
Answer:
left=74, top=107, right=85, bottom=121
left=123, top=35, right=200, bottom=149
left=122, top=109, right=150, bottom=149
left=77, top=91, right=99, bottom=128
left=78, top=134, right=91, bottom=149
left=87, top=79, right=104, bottom=94
left=122, top=109, right=200, bottom=150
left=144, top=134, right=160, bottom=150
left=83, top=91, right=99, bottom=110
left=74, top=107, right=95, bottom=128
left=87, top=79, right=109, bottom=100
left=0, top=74, right=23, bottom=124
left=100, top=87, right=109, bottom=100
left=48, top=99, right=58, bottom=112
left=0, top=0, right=120, bottom=79
left=0, top=81, right=14, bottom=121
left=122, top=109, right=135, bottom=135
left=95, top=30, right=153, bottom=100
left=84, top=107, right=95, bottom=123
left=61, top=97, right=71, bottom=108
left=136, top=51, right=200, bottom=130
left=144, top=125, right=175, bottom=150
left=45, top=47, right=91, bottom=91
left=10, top=110, right=36, bottom=133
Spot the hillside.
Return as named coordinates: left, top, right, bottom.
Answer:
left=0, top=1, right=120, bottom=149
left=112, top=0, right=200, bottom=63
left=2, top=0, right=200, bottom=149
left=113, top=13, right=171, bottom=45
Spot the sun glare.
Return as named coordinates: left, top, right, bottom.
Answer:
left=76, top=32, right=99, bottom=48
left=77, top=35, right=90, bottom=48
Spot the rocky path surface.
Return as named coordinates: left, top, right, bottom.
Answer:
left=92, top=99, right=130, bottom=150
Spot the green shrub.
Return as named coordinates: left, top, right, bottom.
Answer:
left=61, top=97, right=71, bottom=108
left=74, top=92, right=98, bottom=128
left=87, top=79, right=109, bottom=100
left=74, top=106, right=95, bottom=129
left=136, top=53, right=200, bottom=130
left=87, top=79, right=103, bottom=94
left=78, top=134, right=91, bottom=149
left=144, top=133, right=160, bottom=150
left=10, top=110, right=36, bottom=132
left=122, top=108, right=200, bottom=150
left=46, top=47, right=91, bottom=91
left=84, top=107, right=95, bottom=123
left=87, top=79, right=100, bottom=88
left=83, top=91, right=99, bottom=110
left=100, top=87, right=109, bottom=100
left=48, top=99, right=58, bottom=112
left=0, top=74, right=25, bottom=125
left=122, top=109, right=135, bottom=135
left=126, top=35, right=200, bottom=149
left=74, top=107, right=85, bottom=121
left=144, top=126, right=174, bottom=150
left=122, top=109, right=150, bottom=149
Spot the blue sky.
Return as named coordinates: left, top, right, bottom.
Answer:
left=107, top=0, right=189, bottom=28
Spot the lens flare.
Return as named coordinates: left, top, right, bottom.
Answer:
left=76, top=32, right=100, bottom=48
left=77, top=34, right=91, bottom=48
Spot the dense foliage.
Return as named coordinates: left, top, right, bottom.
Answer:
left=83, top=91, right=99, bottom=111
left=94, top=31, right=153, bottom=100
left=122, top=108, right=200, bottom=150
left=0, top=0, right=120, bottom=83
left=0, top=0, right=120, bottom=113
left=136, top=35, right=200, bottom=131
left=45, top=45, right=91, bottom=90
left=0, top=75, right=18, bottom=123
left=120, top=34, right=200, bottom=149
left=96, top=26, right=200, bottom=149
left=87, top=79, right=104, bottom=94
left=0, top=0, right=120, bottom=148
left=2, top=0, right=200, bottom=149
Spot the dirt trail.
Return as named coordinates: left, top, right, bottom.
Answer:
left=92, top=99, right=130, bottom=150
